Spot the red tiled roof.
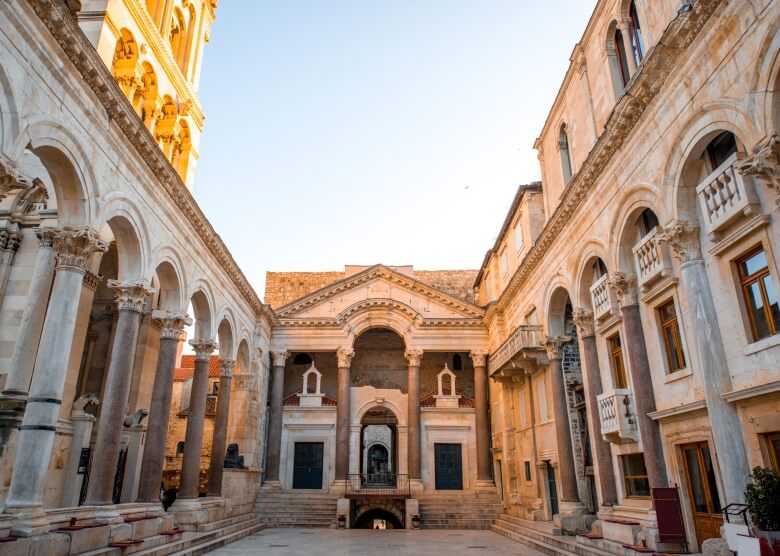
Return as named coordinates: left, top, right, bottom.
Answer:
left=173, top=355, right=220, bottom=381
left=282, top=391, right=338, bottom=407
left=419, top=393, right=476, bottom=408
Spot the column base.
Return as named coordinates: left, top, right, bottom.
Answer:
left=169, top=498, right=207, bottom=529
left=92, top=504, right=123, bottom=524
left=329, top=480, right=347, bottom=496
left=4, top=505, right=50, bottom=537
left=409, top=479, right=424, bottom=495
left=474, top=479, right=496, bottom=493
left=554, top=501, right=593, bottom=534
left=261, top=480, right=283, bottom=491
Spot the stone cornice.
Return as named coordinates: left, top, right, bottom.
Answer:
left=275, top=316, right=485, bottom=330
left=276, top=264, right=485, bottom=320
left=27, top=0, right=274, bottom=326
left=491, top=0, right=722, bottom=318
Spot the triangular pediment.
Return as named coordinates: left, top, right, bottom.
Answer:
left=274, top=265, right=485, bottom=324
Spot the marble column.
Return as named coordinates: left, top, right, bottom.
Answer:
left=620, top=19, right=638, bottom=74
left=207, top=358, right=235, bottom=497
left=265, top=350, right=288, bottom=482
left=660, top=222, right=751, bottom=504
left=177, top=339, right=218, bottom=500
left=405, top=349, right=423, bottom=480
left=136, top=311, right=191, bottom=503
left=84, top=280, right=154, bottom=506
left=572, top=309, right=618, bottom=508
left=335, top=347, right=354, bottom=481
left=470, top=350, right=492, bottom=483
left=3, top=228, right=107, bottom=536
left=545, top=336, right=581, bottom=504
left=1, top=229, right=57, bottom=404
left=607, top=273, right=667, bottom=490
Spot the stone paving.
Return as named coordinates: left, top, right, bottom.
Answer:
left=208, top=528, right=545, bottom=555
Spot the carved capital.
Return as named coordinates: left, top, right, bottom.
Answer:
left=0, top=160, right=27, bottom=201
left=0, top=229, right=21, bottom=252
left=735, top=134, right=780, bottom=188
left=34, top=227, right=57, bottom=249
left=658, top=221, right=702, bottom=264
left=336, top=347, right=355, bottom=368
left=545, top=335, right=571, bottom=360
left=109, top=279, right=156, bottom=313
left=52, top=228, right=109, bottom=272
left=571, top=308, right=595, bottom=337
left=607, top=272, right=638, bottom=307
left=404, top=349, right=424, bottom=367
left=82, top=271, right=102, bottom=292
left=271, top=350, right=289, bottom=367
left=152, top=310, right=192, bottom=339
left=190, top=339, right=218, bottom=361
left=470, top=350, right=488, bottom=368
left=219, top=358, right=235, bottom=378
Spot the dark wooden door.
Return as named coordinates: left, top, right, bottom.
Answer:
left=546, top=461, right=559, bottom=516
left=434, top=443, right=463, bottom=490
left=292, top=442, right=323, bottom=489
left=681, top=442, right=723, bottom=546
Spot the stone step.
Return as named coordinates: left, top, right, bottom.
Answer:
left=493, top=517, right=612, bottom=556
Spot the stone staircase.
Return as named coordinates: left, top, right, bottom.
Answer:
left=418, top=492, right=503, bottom=529
left=254, top=490, right=338, bottom=528
left=491, top=514, right=615, bottom=556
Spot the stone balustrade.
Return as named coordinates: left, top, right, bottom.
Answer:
left=597, top=388, right=637, bottom=443
left=697, top=152, right=760, bottom=239
left=590, top=273, right=618, bottom=322
left=632, top=226, right=674, bottom=292
left=488, top=324, right=544, bottom=374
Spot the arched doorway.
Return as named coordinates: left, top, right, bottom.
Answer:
left=354, top=508, right=403, bottom=529
left=361, top=407, right=397, bottom=486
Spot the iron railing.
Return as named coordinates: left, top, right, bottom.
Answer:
left=345, top=474, right=411, bottom=498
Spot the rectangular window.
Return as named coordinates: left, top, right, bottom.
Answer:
left=621, top=453, right=650, bottom=498
left=608, top=334, right=629, bottom=389
left=658, top=300, right=686, bottom=372
left=518, top=388, right=528, bottom=426
left=514, top=221, right=524, bottom=253
left=738, top=247, right=779, bottom=341
left=524, top=461, right=532, bottom=482
left=537, top=378, right=548, bottom=422
left=768, top=432, right=780, bottom=473
left=500, top=249, right=509, bottom=277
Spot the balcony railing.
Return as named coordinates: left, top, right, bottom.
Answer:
left=697, top=152, right=760, bottom=238
left=345, top=474, right=410, bottom=499
left=632, top=226, right=674, bottom=292
left=489, top=325, right=544, bottom=375
left=590, top=273, right=618, bottom=322
left=597, top=388, right=637, bottom=444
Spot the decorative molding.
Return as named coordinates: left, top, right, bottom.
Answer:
left=648, top=400, right=707, bottom=421
left=82, top=271, right=102, bottom=291
left=34, top=227, right=57, bottom=249
left=606, top=272, right=638, bottom=307
left=470, top=350, right=488, bottom=368
left=404, top=349, right=424, bottom=367
left=218, top=358, right=235, bottom=378
left=108, top=279, right=156, bottom=313
left=26, top=0, right=274, bottom=326
left=571, top=308, right=595, bottom=338
left=658, top=221, right=702, bottom=264
left=271, top=350, right=289, bottom=367
left=151, top=310, right=192, bottom=339
left=0, top=229, right=21, bottom=252
left=336, top=347, right=355, bottom=369
left=544, top=335, right=571, bottom=360
left=488, top=0, right=723, bottom=318
left=722, top=379, right=780, bottom=404
left=735, top=134, right=780, bottom=209
left=0, top=160, right=28, bottom=201
left=52, top=227, right=109, bottom=272
left=189, top=339, right=218, bottom=361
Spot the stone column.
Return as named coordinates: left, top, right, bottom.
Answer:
left=572, top=309, right=618, bottom=508
left=84, top=281, right=155, bottom=506
left=1, top=229, right=57, bottom=404
left=470, top=350, right=492, bottom=484
left=265, top=350, right=288, bottom=483
left=620, top=18, right=638, bottom=74
left=61, top=394, right=99, bottom=508
left=136, top=312, right=191, bottom=502
left=207, top=358, right=234, bottom=497
left=659, top=222, right=751, bottom=503
left=607, top=273, right=667, bottom=490
left=545, top=336, right=580, bottom=504
left=176, top=339, right=218, bottom=501
left=335, top=347, right=354, bottom=481
left=3, top=228, right=107, bottom=536
left=405, top=349, right=423, bottom=480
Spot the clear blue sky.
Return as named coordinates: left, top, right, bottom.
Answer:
left=193, top=1, right=598, bottom=298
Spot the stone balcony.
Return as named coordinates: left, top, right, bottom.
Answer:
left=632, top=226, right=674, bottom=293
left=488, top=325, right=545, bottom=376
left=590, top=273, right=618, bottom=322
left=596, top=388, right=637, bottom=444
left=697, top=152, right=761, bottom=241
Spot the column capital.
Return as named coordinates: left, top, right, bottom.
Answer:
left=108, top=279, right=156, bottom=313
left=52, top=227, right=109, bottom=272
left=545, top=335, right=572, bottom=360
left=336, top=347, right=355, bottom=368
left=218, top=358, right=235, bottom=378
left=0, top=229, right=21, bottom=252
left=606, top=272, right=638, bottom=307
left=82, top=271, right=102, bottom=292
left=190, top=339, right=218, bottom=361
left=271, top=350, right=289, bottom=367
left=571, top=308, right=595, bottom=338
left=470, top=350, right=488, bottom=368
left=404, top=349, right=424, bottom=367
left=34, top=227, right=58, bottom=249
left=735, top=133, right=780, bottom=207
left=657, top=221, right=702, bottom=264
left=151, top=310, right=192, bottom=339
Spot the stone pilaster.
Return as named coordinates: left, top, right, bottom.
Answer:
left=659, top=221, right=750, bottom=503
left=404, top=349, right=423, bottom=480
left=3, top=228, right=107, bottom=536
left=207, top=358, right=235, bottom=496
left=61, top=394, right=99, bottom=507
left=265, top=350, right=289, bottom=482
left=137, top=311, right=192, bottom=503
left=335, top=347, right=354, bottom=482
left=84, top=280, right=155, bottom=506
left=470, top=350, right=492, bottom=484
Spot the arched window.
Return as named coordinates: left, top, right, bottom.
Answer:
left=559, top=125, right=573, bottom=183
left=635, top=208, right=659, bottom=241
left=452, top=354, right=463, bottom=371
left=628, top=2, right=645, bottom=66
left=176, top=441, right=185, bottom=456
left=614, top=28, right=631, bottom=88
left=591, top=258, right=608, bottom=280
left=703, top=131, right=738, bottom=172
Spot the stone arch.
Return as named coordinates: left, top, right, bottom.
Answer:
left=573, top=240, right=611, bottom=311
left=148, top=245, right=187, bottom=308
left=546, top=285, right=573, bottom=336
left=354, top=399, right=405, bottom=427
left=0, top=61, right=19, bottom=155
left=97, top=213, right=145, bottom=281
left=217, top=310, right=236, bottom=359
left=150, top=260, right=182, bottom=313
left=607, top=183, right=665, bottom=272
left=189, top=284, right=214, bottom=340
left=235, top=338, right=251, bottom=374
left=97, top=195, right=151, bottom=279
left=341, top=300, right=418, bottom=347
left=353, top=505, right=404, bottom=529
left=747, top=9, right=780, bottom=137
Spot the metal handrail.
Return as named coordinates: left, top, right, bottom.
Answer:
left=345, top=474, right=411, bottom=498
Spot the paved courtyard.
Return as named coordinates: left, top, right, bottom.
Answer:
left=209, top=528, right=544, bottom=556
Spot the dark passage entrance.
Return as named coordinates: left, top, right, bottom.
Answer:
left=434, top=443, right=463, bottom=490
left=546, top=460, right=559, bottom=515
left=354, top=508, right=403, bottom=529
left=292, top=442, right=323, bottom=489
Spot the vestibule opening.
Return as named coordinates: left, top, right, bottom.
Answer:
left=361, top=407, right=398, bottom=486
left=353, top=508, right=403, bottom=529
